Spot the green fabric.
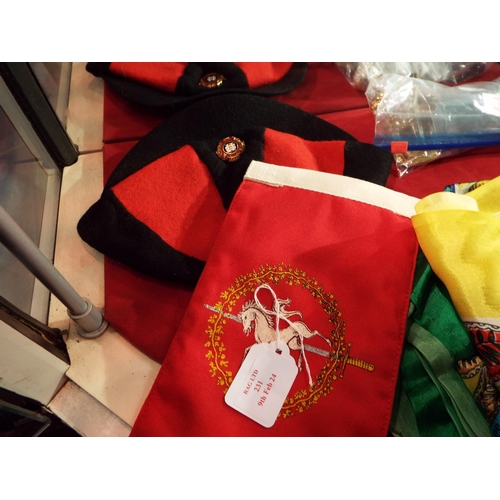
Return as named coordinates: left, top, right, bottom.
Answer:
left=390, top=382, right=420, bottom=437
left=398, top=343, right=459, bottom=436
left=390, top=250, right=490, bottom=437
left=408, top=321, right=491, bottom=437
left=411, top=253, right=477, bottom=361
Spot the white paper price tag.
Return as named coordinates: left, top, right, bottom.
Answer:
left=225, top=341, right=298, bottom=428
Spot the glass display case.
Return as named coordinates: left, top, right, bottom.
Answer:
left=0, top=63, right=77, bottom=406
left=0, top=62, right=76, bottom=322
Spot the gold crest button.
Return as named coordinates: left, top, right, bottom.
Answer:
left=216, top=136, right=245, bottom=162
left=199, top=73, right=225, bottom=88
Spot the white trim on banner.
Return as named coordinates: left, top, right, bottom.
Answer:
left=245, top=161, right=420, bottom=218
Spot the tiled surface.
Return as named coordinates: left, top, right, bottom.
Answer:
left=47, top=63, right=160, bottom=434
left=48, top=380, right=131, bottom=437
left=66, top=62, right=104, bottom=154
left=62, top=321, right=160, bottom=427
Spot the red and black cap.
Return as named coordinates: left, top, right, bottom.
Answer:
left=77, top=94, right=394, bottom=286
left=86, top=62, right=308, bottom=113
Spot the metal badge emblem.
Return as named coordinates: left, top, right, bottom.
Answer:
left=216, top=136, right=245, bottom=162
left=199, top=73, right=225, bottom=88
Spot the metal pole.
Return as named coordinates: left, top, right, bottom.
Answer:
left=0, top=204, right=108, bottom=339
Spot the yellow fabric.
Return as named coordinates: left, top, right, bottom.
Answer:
left=467, top=176, right=500, bottom=214
left=415, top=191, right=479, bottom=214
left=412, top=181, right=500, bottom=320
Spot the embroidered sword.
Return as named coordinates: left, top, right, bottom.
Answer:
left=204, top=303, right=374, bottom=372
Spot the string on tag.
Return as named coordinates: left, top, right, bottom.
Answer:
left=253, top=284, right=314, bottom=387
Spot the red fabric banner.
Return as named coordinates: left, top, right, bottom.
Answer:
left=131, top=163, right=419, bottom=436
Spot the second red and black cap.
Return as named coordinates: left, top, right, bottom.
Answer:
left=87, top=62, right=308, bottom=113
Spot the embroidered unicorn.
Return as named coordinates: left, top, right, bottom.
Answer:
left=237, top=296, right=331, bottom=370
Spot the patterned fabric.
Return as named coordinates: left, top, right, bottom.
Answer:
left=457, top=356, right=500, bottom=426
left=465, top=323, right=500, bottom=384
left=444, top=180, right=488, bottom=194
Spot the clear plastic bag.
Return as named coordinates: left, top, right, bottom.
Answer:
left=366, top=73, right=500, bottom=152
left=336, top=62, right=491, bottom=91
